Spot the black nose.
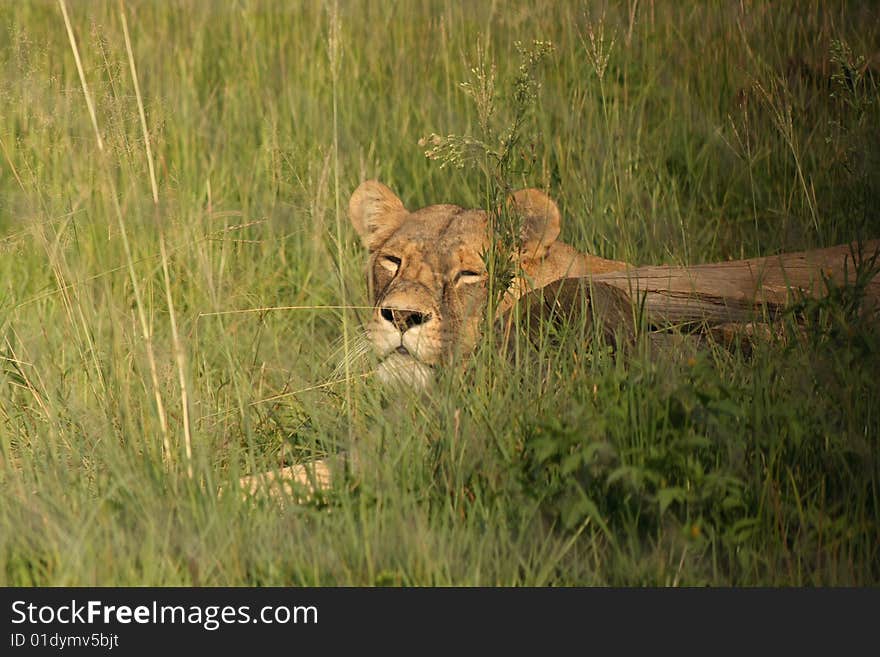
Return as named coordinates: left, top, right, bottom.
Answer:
left=380, top=307, right=430, bottom=332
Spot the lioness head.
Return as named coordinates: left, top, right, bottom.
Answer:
left=349, top=180, right=561, bottom=387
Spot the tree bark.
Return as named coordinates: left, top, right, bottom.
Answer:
left=509, top=240, right=880, bottom=334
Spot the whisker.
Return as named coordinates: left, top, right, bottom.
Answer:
left=293, top=302, right=444, bottom=322
left=196, top=369, right=377, bottom=422
left=198, top=305, right=377, bottom=318
left=329, top=337, right=372, bottom=381
left=250, top=370, right=375, bottom=405
left=326, top=329, right=370, bottom=361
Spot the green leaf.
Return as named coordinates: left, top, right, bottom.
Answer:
left=657, top=487, right=687, bottom=514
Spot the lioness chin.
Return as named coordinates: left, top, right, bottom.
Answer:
left=349, top=180, right=628, bottom=389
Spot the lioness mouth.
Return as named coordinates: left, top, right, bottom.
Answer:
left=377, top=350, right=433, bottom=388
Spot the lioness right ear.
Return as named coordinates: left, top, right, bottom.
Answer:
left=349, top=180, right=408, bottom=251
left=508, top=188, right=561, bottom=260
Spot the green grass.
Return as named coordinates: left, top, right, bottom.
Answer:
left=1, top=0, right=878, bottom=585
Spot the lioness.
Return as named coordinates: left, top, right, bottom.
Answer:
left=349, top=180, right=628, bottom=388
left=236, top=181, right=627, bottom=500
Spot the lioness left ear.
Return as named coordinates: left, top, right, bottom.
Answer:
left=508, top=188, right=561, bottom=259
left=349, top=180, right=408, bottom=251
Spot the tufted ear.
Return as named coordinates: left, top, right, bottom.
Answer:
left=508, top=188, right=561, bottom=260
left=349, top=180, right=408, bottom=251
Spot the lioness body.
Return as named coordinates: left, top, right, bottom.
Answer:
left=510, top=240, right=629, bottom=305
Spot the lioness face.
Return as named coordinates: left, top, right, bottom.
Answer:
left=349, top=181, right=560, bottom=387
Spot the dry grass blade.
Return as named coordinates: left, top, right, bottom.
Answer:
left=160, top=236, right=193, bottom=478
left=57, top=0, right=103, bottom=152
left=57, top=0, right=171, bottom=463
left=119, top=0, right=159, bottom=205
left=120, top=0, right=193, bottom=476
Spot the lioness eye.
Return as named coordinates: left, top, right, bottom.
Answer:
left=380, top=255, right=401, bottom=272
left=455, top=270, right=483, bottom=284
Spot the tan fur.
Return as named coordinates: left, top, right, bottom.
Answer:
left=349, top=180, right=627, bottom=386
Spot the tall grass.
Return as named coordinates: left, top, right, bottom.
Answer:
left=0, top=0, right=878, bottom=585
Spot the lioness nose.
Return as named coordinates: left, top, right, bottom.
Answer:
left=380, top=306, right=430, bottom=332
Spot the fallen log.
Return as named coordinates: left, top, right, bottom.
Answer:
left=507, top=240, right=880, bottom=339
left=590, top=239, right=880, bottom=325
